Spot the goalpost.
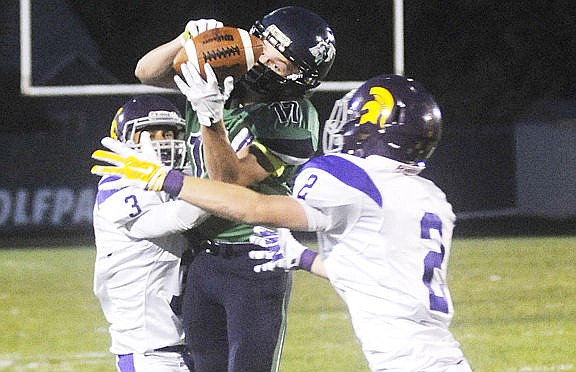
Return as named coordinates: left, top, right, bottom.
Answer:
left=19, top=0, right=404, bottom=97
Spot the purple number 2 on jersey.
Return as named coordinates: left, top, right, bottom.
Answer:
left=421, top=212, right=449, bottom=314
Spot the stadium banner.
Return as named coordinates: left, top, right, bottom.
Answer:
left=0, top=187, right=96, bottom=231
left=0, top=187, right=95, bottom=231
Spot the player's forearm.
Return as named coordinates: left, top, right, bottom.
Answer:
left=201, top=123, right=268, bottom=186
left=134, top=37, right=181, bottom=88
left=200, top=122, right=241, bottom=183
left=310, top=255, right=328, bottom=279
left=176, top=174, right=310, bottom=230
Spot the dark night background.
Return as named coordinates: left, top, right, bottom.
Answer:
left=1, top=0, right=575, bottom=238
left=67, top=0, right=576, bottom=127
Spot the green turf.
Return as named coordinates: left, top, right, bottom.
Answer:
left=449, top=236, right=576, bottom=371
left=0, top=236, right=575, bottom=371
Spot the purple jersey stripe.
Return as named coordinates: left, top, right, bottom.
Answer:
left=116, top=354, right=135, bottom=372
left=300, top=155, right=383, bottom=207
left=96, top=176, right=124, bottom=205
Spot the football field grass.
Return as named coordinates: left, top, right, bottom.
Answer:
left=1, top=236, right=575, bottom=371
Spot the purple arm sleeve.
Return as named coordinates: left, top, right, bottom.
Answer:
left=162, top=169, right=185, bottom=198
left=299, top=249, right=318, bottom=271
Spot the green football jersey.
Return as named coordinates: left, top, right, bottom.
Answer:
left=184, top=98, right=320, bottom=242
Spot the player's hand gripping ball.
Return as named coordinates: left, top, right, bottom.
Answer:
left=174, top=26, right=264, bottom=81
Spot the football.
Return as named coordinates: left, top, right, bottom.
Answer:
left=173, top=26, right=264, bottom=81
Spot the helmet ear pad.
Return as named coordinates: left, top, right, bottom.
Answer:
left=342, top=118, right=440, bottom=163
left=341, top=121, right=388, bottom=159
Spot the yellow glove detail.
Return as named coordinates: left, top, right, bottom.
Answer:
left=91, top=150, right=168, bottom=191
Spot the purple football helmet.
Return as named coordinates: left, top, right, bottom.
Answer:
left=323, top=74, right=442, bottom=167
left=110, top=95, right=187, bottom=169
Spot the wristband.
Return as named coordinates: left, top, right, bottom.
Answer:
left=163, top=169, right=185, bottom=198
left=299, top=249, right=318, bottom=272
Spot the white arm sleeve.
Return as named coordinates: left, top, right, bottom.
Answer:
left=126, top=199, right=209, bottom=239
left=297, top=199, right=332, bottom=232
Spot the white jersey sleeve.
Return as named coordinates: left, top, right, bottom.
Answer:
left=95, top=176, right=207, bottom=240
left=292, top=154, right=467, bottom=371
left=127, top=198, right=208, bottom=239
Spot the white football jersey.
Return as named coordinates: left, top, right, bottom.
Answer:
left=93, top=176, right=207, bottom=355
left=293, top=153, right=469, bottom=371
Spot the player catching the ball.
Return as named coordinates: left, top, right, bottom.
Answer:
left=135, top=7, right=336, bottom=372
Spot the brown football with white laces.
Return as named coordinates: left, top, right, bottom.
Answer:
left=173, top=26, right=264, bottom=81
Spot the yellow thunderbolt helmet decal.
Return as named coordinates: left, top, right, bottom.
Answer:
left=110, top=107, right=123, bottom=140
left=359, top=86, right=395, bottom=129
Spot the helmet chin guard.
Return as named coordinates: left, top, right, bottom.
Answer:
left=241, top=62, right=307, bottom=100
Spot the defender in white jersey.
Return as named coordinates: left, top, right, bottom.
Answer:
left=286, top=152, right=465, bottom=371
left=93, top=95, right=208, bottom=372
left=91, top=75, right=472, bottom=371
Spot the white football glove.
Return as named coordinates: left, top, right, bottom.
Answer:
left=174, top=61, right=234, bottom=127
left=249, top=227, right=318, bottom=273
left=136, top=131, right=164, bottom=164
left=179, top=19, right=223, bottom=46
